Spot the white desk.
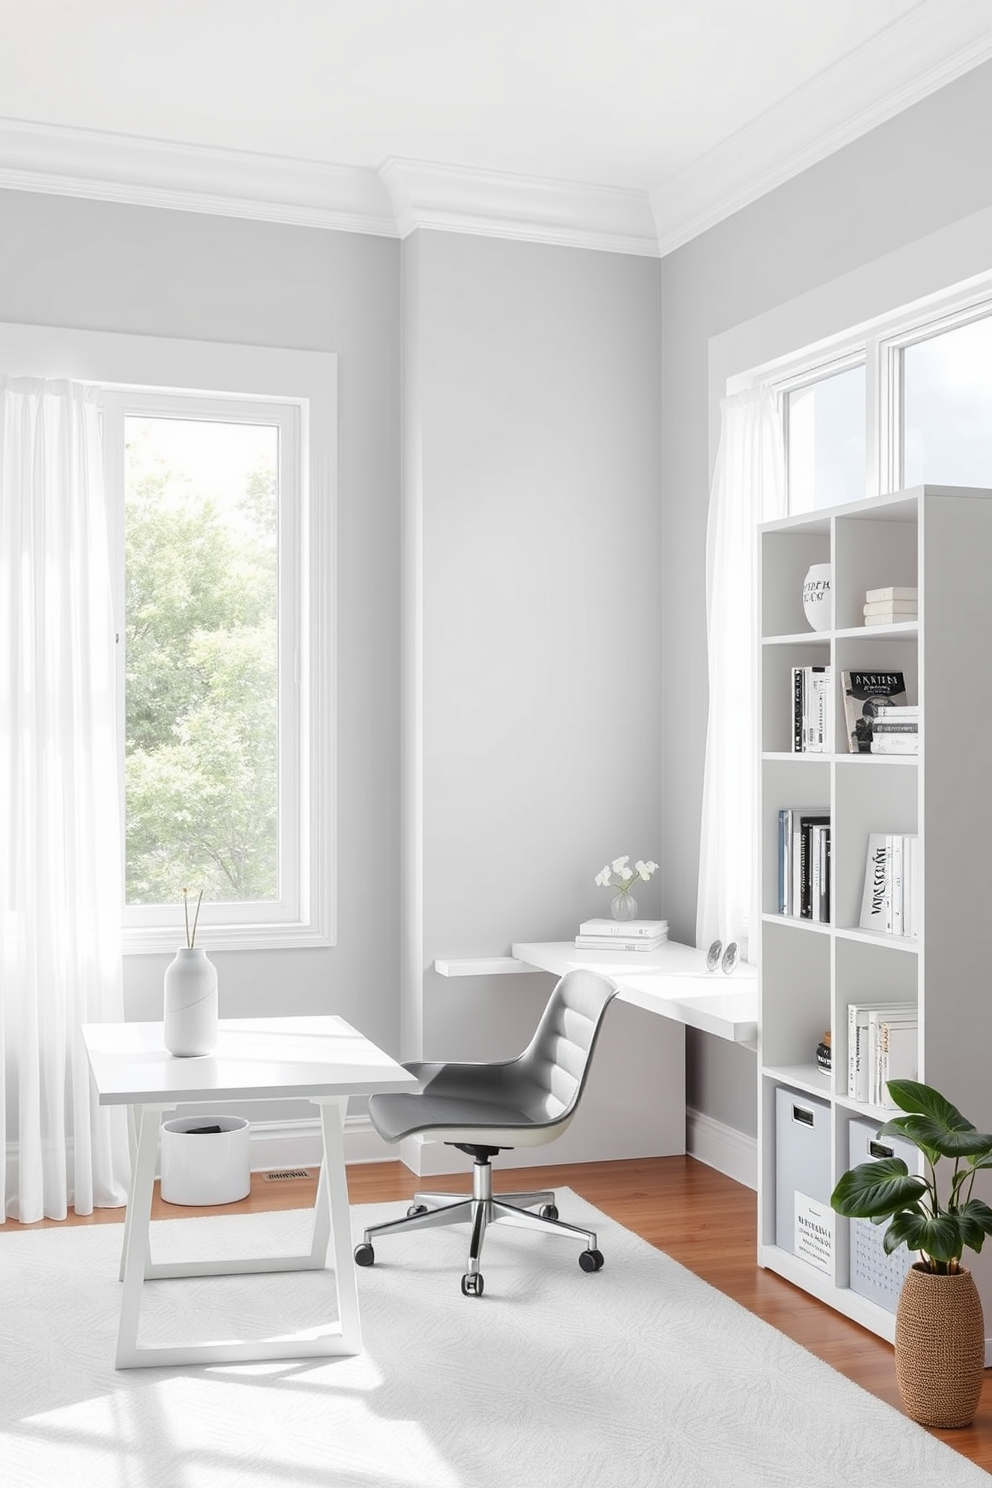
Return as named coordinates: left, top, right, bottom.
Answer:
left=510, top=940, right=757, bottom=1045
left=81, top=1015, right=417, bottom=1369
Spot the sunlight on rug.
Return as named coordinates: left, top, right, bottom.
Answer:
left=0, top=1191, right=986, bottom=1488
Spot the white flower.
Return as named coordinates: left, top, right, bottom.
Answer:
left=597, top=853, right=659, bottom=894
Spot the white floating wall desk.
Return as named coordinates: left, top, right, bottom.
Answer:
left=510, top=941, right=757, bottom=1045
left=81, top=1015, right=417, bottom=1369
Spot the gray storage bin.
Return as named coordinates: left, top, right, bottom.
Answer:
left=775, top=1086, right=832, bottom=1261
left=847, top=1116, right=916, bottom=1312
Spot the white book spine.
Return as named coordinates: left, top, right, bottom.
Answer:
left=865, top=586, right=918, bottom=603
left=891, top=835, right=904, bottom=937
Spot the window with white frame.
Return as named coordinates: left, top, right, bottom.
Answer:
left=0, top=323, right=337, bottom=953
left=100, top=389, right=310, bottom=946
left=701, top=275, right=992, bottom=953
left=752, top=282, right=992, bottom=511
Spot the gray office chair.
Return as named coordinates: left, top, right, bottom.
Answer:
left=354, top=967, right=620, bottom=1296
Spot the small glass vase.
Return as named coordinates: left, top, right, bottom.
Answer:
left=610, top=890, right=638, bottom=922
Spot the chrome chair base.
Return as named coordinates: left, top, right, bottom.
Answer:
left=355, top=1147, right=604, bottom=1294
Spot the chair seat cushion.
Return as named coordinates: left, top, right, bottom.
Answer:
left=368, top=1088, right=541, bottom=1145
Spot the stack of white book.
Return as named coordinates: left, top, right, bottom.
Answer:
left=869, top=703, right=919, bottom=755
left=847, top=1000, right=918, bottom=1107
left=863, top=585, right=918, bottom=626
left=574, top=918, right=668, bottom=952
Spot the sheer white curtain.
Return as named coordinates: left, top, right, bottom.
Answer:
left=696, top=385, right=786, bottom=963
left=0, top=377, right=130, bottom=1222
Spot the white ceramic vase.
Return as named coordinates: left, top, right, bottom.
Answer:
left=163, top=947, right=218, bottom=1057
left=802, top=562, right=832, bottom=631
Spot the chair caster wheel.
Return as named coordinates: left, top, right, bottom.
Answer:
left=354, top=1242, right=375, bottom=1267
left=461, top=1272, right=484, bottom=1297
left=406, top=1203, right=429, bottom=1217
left=540, top=1203, right=559, bottom=1220
left=579, top=1248, right=604, bottom=1273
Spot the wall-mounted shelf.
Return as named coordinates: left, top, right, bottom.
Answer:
left=433, top=956, right=536, bottom=977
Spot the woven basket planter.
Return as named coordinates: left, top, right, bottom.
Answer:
left=894, top=1263, right=985, bottom=1428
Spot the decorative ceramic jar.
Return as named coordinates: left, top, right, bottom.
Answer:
left=802, top=562, right=832, bottom=631
left=610, top=891, right=638, bottom=921
left=163, top=946, right=218, bottom=1057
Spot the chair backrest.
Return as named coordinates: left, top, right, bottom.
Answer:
left=513, top=967, right=620, bottom=1126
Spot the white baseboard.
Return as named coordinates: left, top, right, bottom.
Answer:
left=6, top=1111, right=758, bottom=1194
left=248, top=1115, right=395, bottom=1172
left=685, top=1107, right=757, bottom=1190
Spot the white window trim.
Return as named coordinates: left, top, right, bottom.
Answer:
left=0, top=323, right=337, bottom=953
left=729, top=266, right=992, bottom=507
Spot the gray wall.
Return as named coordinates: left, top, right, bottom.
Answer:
left=401, top=231, right=678, bottom=1159
left=0, top=188, right=402, bottom=1067
left=662, top=58, right=992, bottom=1137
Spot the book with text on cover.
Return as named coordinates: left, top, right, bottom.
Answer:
left=841, top=671, right=908, bottom=753
left=574, top=934, right=667, bottom=951
left=578, top=918, right=668, bottom=939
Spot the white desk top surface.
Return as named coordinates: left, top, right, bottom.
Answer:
left=510, top=941, right=757, bottom=1044
left=81, top=1015, right=418, bottom=1106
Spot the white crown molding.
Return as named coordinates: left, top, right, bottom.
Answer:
left=0, top=116, right=658, bottom=255
left=378, top=157, right=660, bottom=257
left=1, top=3, right=991, bottom=261
left=0, top=116, right=398, bottom=236
left=651, top=0, right=992, bottom=256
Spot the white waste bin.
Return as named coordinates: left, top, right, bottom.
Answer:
left=160, top=1115, right=251, bottom=1206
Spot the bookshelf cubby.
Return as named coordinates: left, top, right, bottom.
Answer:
left=757, top=485, right=992, bottom=1358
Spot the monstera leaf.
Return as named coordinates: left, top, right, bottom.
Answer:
left=831, top=1080, right=992, bottom=1272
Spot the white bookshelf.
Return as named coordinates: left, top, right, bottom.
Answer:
left=757, top=485, right=992, bottom=1360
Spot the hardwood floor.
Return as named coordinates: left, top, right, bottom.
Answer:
left=6, top=1154, right=991, bottom=1473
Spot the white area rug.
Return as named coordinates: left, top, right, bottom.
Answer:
left=0, top=1191, right=986, bottom=1488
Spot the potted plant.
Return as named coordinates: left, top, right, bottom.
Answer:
left=831, top=1078, right=992, bottom=1428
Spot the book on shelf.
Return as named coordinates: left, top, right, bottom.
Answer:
left=870, top=718, right=918, bottom=733
left=865, top=585, right=918, bottom=603
left=865, top=612, right=917, bottom=627
left=778, top=807, right=829, bottom=918
left=841, top=671, right=908, bottom=753
left=797, top=813, right=830, bottom=919
left=870, top=734, right=919, bottom=755
left=876, top=1016, right=919, bottom=1107
left=879, top=1022, right=919, bottom=1107
left=858, top=832, right=919, bottom=933
left=864, top=599, right=918, bottom=617
left=846, top=1000, right=916, bottom=1102
left=810, top=822, right=831, bottom=923
left=573, top=933, right=666, bottom=951
left=778, top=809, right=791, bottom=916
left=873, top=703, right=919, bottom=718
left=577, top=918, right=668, bottom=939
left=859, top=833, right=892, bottom=932
left=791, top=665, right=831, bottom=753
left=891, top=836, right=905, bottom=936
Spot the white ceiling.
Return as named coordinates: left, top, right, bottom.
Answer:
left=1, top=0, right=991, bottom=255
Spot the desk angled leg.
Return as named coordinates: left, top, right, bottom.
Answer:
left=116, top=1103, right=167, bottom=1366
left=315, top=1096, right=362, bottom=1353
